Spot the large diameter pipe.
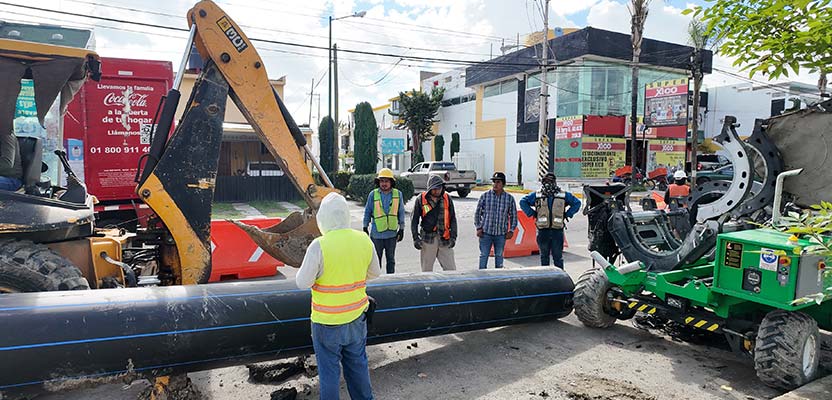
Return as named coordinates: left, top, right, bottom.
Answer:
left=0, top=267, right=573, bottom=394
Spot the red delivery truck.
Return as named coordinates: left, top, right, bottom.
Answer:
left=64, top=57, right=173, bottom=229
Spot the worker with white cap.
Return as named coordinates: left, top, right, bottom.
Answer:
left=664, top=170, right=691, bottom=208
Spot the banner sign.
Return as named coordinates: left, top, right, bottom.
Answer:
left=524, top=87, right=541, bottom=123
left=381, top=137, right=406, bottom=155
left=644, top=78, right=689, bottom=127
left=554, top=136, right=582, bottom=178
left=555, top=115, right=583, bottom=140
left=581, top=137, right=627, bottom=178
left=647, top=139, right=686, bottom=172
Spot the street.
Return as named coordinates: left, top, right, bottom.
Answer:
left=41, top=191, right=794, bottom=400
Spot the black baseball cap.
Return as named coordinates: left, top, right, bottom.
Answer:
left=491, top=172, right=506, bottom=182
left=543, top=172, right=556, bottom=181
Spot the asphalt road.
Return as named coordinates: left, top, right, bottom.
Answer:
left=35, top=190, right=813, bottom=400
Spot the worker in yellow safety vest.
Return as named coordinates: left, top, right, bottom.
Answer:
left=362, top=168, right=405, bottom=274
left=297, top=192, right=381, bottom=400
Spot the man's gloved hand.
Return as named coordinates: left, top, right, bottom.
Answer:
left=414, top=239, right=422, bottom=250
left=363, top=226, right=369, bottom=235
left=397, top=229, right=404, bottom=242
left=449, top=238, right=456, bottom=248
left=505, top=230, right=514, bottom=240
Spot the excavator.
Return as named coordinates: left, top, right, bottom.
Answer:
left=0, top=0, right=336, bottom=293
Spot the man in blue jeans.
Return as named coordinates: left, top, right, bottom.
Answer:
left=474, top=172, right=517, bottom=269
left=362, top=168, right=405, bottom=274
left=298, top=193, right=381, bottom=400
left=520, top=173, right=581, bottom=268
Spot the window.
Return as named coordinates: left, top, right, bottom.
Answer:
left=430, top=162, right=456, bottom=171
left=501, top=79, right=518, bottom=93
left=484, top=79, right=519, bottom=98
left=588, top=66, right=626, bottom=115
left=484, top=83, right=501, bottom=98
left=527, top=72, right=541, bottom=89
left=557, top=70, right=580, bottom=117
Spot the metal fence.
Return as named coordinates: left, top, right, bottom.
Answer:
left=214, top=176, right=300, bottom=202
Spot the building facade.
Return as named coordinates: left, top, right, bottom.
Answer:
left=421, top=27, right=712, bottom=183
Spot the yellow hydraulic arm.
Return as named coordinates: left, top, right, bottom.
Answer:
left=136, top=0, right=335, bottom=282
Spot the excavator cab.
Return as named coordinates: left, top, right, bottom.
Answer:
left=0, top=38, right=106, bottom=292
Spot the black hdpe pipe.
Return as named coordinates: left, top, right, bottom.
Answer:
left=0, top=267, right=573, bottom=394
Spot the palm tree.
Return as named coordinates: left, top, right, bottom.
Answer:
left=628, top=0, right=651, bottom=180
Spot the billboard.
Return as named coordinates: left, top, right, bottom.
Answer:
left=644, top=78, right=689, bottom=127
left=581, top=136, right=627, bottom=178
left=647, top=139, right=686, bottom=172
left=554, top=136, right=582, bottom=178
left=555, top=115, right=583, bottom=140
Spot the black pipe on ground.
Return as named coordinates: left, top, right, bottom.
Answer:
left=0, top=267, right=573, bottom=395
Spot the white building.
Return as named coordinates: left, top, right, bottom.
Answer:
left=702, top=81, right=822, bottom=138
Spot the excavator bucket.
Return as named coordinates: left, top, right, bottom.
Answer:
left=232, top=210, right=320, bottom=268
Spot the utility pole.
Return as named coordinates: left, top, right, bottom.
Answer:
left=328, top=15, right=333, bottom=123
left=537, top=0, right=552, bottom=179
left=308, top=78, right=314, bottom=126
left=333, top=43, right=340, bottom=168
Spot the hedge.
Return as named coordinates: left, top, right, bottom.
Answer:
left=347, top=174, right=415, bottom=204
left=313, top=171, right=352, bottom=192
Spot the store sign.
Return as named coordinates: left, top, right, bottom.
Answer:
left=555, top=115, right=583, bottom=140
left=581, top=137, right=627, bottom=178
left=381, top=137, right=405, bottom=155
left=644, top=78, right=689, bottom=127
left=647, top=139, right=686, bottom=172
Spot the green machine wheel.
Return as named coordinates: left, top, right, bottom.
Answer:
left=754, top=310, right=821, bottom=390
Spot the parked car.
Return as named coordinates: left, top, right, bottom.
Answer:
left=247, top=161, right=284, bottom=176
left=696, top=154, right=730, bottom=171
left=695, top=164, right=733, bottom=185
left=402, top=161, right=477, bottom=198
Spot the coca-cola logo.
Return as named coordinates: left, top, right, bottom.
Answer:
left=104, top=92, right=148, bottom=108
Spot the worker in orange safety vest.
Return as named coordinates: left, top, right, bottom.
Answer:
left=411, top=175, right=457, bottom=272
left=664, top=170, right=691, bottom=209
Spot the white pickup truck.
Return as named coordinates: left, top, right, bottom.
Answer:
left=402, top=161, right=477, bottom=198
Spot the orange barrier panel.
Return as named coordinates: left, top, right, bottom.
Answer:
left=209, top=218, right=284, bottom=282
left=651, top=191, right=667, bottom=210
left=491, top=211, right=568, bottom=258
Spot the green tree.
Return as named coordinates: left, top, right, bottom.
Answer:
left=393, top=87, right=445, bottom=164
left=686, top=0, right=832, bottom=97
left=352, top=102, right=378, bottom=174
left=433, top=135, right=445, bottom=161
left=451, top=132, right=460, bottom=160
left=318, top=116, right=336, bottom=174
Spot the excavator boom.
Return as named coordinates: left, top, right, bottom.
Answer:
left=136, top=0, right=334, bottom=279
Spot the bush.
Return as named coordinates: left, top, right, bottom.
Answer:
left=451, top=132, right=460, bottom=159
left=434, top=135, right=444, bottom=161
left=313, top=171, right=352, bottom=192
left=318, top=117, right=336, bottom=175
left=347, top=174, right=415, bottom=204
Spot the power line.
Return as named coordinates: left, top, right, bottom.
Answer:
left=60, top=0, right=496, bottom=58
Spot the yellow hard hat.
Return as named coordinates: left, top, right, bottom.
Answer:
left=376, top=168, right=395, bottom=180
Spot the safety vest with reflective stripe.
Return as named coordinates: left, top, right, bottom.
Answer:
left=311, top=229, right=374, bottom=325
left=372, top=188, right=400, bottom=232
left=421, top=192, right=451, bottom=240
left=535, top=191, right=566, bottom=229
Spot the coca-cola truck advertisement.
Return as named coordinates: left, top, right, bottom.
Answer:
left=64, top=57, right=173, bottom=224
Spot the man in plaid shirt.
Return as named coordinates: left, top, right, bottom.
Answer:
left=474, top=172, right=518, bottom=269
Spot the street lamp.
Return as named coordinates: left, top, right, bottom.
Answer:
left=328, top=10, right=366, bottom=168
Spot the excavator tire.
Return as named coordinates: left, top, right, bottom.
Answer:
left=0, top=240, right=90, bottom=293
left=574, top=267, right=617, bottom=328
